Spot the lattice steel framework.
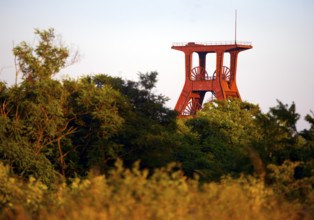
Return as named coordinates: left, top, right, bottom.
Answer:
left=172, top=41, right=252, bottom=117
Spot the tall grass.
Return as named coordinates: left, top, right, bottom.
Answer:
left=0, top=161, right=313, bottom=220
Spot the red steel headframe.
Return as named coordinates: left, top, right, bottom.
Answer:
left=172, top=41, right=252, bottom=117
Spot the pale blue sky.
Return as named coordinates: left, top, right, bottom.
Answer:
left=1, top=0, right=314, bottom=129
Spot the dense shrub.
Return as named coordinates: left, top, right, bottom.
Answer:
left=1, top=161, right=313, bottom=220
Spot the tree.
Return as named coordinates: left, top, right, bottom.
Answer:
left=300, top=111, right=314, bottom=142
left=0, top=29, right=74, bottom=181
left=0, top=28, right=128, bottom=179
left=85, top=72, right=178, bottom=170
left=178, top=99, right=265, bottom=181
left=13, top=28, right=71, bottom=82
left=268, top=100, right=300, bottom=134
left=0, top=29, right=76, bottom=180
left=255, top=100, right=303, bottom=165
left=0, top=83, right=59, bottom=183
left=62, top=77, right=124, bottom=174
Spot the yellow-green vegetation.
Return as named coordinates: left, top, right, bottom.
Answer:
left=0, top=161, right=313, bottom=220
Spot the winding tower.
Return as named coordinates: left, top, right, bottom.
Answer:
left=172, top=41, right=252, bottom=117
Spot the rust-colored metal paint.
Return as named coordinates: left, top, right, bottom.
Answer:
left=172, top=41, right=252, bottom=117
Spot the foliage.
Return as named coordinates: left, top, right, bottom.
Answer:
left=269, top=100, right=300, bottom=134
left=1, top=161, right=313, bottom=220
left=177, top=98, right=314, bottom=200
left=13, top=28, right=69, bottom=81
left=0, top=83, right=60, bottom=183
left=86, top=72, right=178, bottom=170
left=177, top=99, right=264, bottom=181
left=254, top=100, right=303, bottom=165
left=62, top=77, right=124, bottom=175
left=0, top=29, right=125, bottom=181
left=300, top=111, right=314, bottom=141
left=267, top=160, right=314, bottom=203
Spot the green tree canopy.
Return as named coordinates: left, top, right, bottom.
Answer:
left=1, top=28, right=314, bottom=203
left=177, top=99, right=264, bottom=181
left=13, top=28, right=69, bottom=81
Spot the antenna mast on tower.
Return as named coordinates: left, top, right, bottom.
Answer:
left=235, top=9, right=237, bottom=44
